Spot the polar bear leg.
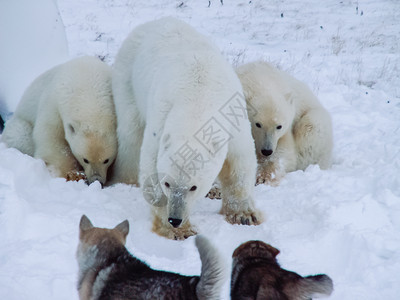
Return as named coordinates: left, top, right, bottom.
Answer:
left=139, top=118, right=199, bottom=239
left=109, top=35, right=145, bottom=185
left=219, top=137, right=263, bottom=225
left=138, top=110, right=172, bottom=186
left=293, top=108, right=333, bottom=170
left=256, top=133, right=297, bottom=185
left=138, top=123, right=168, bottom=206
left=110, top=102, right=144, bottom=185
left=33, top=116, right=79, bottom=178
left=2, top=117, right=34, bottom=156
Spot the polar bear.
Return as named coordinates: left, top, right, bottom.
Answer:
left=110, top=17, right=262, bottom=240
left=2, top=56, right=117, bottom=185
left=236, top=61, right=333, bottom=185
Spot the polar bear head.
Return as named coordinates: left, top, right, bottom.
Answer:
left=65, top=122, right=117, bottom=186
left=237, top=62, right=295, bottom=160
left=155, top=133, right=223, bottom=228
left=248, top=91, right=295, bottom=159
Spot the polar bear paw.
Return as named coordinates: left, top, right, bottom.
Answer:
left=66, top=170, right=86, bottom=182
left=256, top=171, right=280, bottom=186
left=171, top=226, right=198, bottom=240
left=152, top=216, right=197, bottom=240
left=222, top=208, right=263, bottom=226
left=206, top=185, right=222, bottom=199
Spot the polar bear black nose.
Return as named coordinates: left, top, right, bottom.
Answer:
left=168, top=218, right=182, bottom=228
left=261, top=149, right=273, bottom=157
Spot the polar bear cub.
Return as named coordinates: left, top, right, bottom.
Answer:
left=2, top=56, right=117, bottom=185
left=111, top=17, right=262, bottom=240
left=236, top=61, right=333, bottom=185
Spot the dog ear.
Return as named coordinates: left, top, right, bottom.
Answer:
left=80, top=215, right=94, bottom=231
left=114, top=220, right=129, bottom=238
left=266, top=244, right=280, bottom=257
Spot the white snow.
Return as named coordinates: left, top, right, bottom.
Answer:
left=0, top=0, right=68, bottom=119
left=0, top=0, right=399, bottom=299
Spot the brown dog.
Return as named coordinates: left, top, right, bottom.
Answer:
left=231, top=240, right=333, bottom=300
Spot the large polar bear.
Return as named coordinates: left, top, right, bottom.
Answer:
left=111, top=17, right=262, bottom=240
left=2, top=56, right=117, bottom=185
left=236, top=61, right=333, bottom=185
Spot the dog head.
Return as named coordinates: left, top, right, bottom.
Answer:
left=76, top=215, right=129, bottom=269
left=232, top=240, right=280, bottom=261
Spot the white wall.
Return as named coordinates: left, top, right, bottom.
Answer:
left=0, top=0, right=69, bottom=119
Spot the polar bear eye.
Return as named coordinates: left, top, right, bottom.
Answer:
left=276, top=125, right=282, bottom=130
left=83, top=158, right=89, bottom=164
left=103, top=159, right=109, bottom=164
left=165, top=182, right=170, bottom=188
left=255, top=122, right=262, bottom=128
left=190, top=185, right=197, bottom=191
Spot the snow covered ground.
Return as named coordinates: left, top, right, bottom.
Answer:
left=1, top=0, right=399, bottom=299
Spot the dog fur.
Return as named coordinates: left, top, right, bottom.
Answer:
left=231, top=240, right=333, bottom=300
left=76, top=215, right=225, bottom=300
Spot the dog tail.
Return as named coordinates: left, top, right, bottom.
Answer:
left=299, top=274, right=334, bottom=298
left=195, top=235, right=225, bottom=300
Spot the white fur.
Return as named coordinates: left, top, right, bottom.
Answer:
left=236, top=61, right=333, bottom=184
left=90, top=265, right=114, bottom=300
left=195, top=235, right=226, bottom=300
left=111, top=17, right=261, bottom=239
left=2, top=56, right=117, bottom=185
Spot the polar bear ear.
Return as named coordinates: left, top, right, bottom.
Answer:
left=209, top=138, right=221, bottom=154
left=162, top=134, right=171, bottom=151
left=284, top=92, right=294, bottom=105
left=68, top=123, right=75, bottom=135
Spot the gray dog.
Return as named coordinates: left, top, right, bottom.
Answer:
left=76, top=215, right=225, bottom=300
left=231, top=240, right=333, bottom=300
